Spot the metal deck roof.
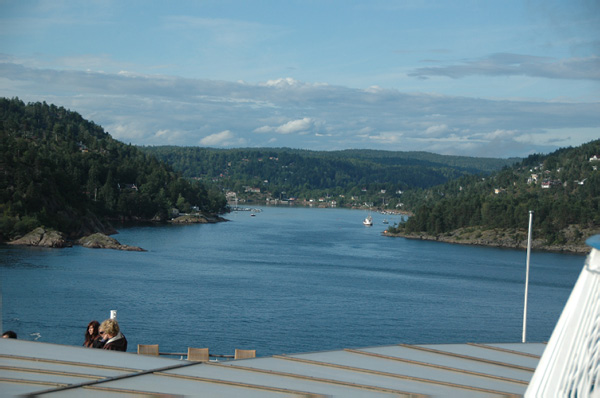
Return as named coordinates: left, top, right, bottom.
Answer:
left=0, top=338, right=544, bottom=397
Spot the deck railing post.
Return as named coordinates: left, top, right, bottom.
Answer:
left=523, top=210, right=533, bottom=343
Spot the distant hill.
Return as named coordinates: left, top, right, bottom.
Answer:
left=0, top=98, right=227, bottom=241
left=387, top=139, right=600, bottom=252
left=319, top=149, right=519, bottom=173
left=140, top=146, right=519, bottom=208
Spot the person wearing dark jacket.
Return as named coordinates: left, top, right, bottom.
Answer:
left=99, top=319, right=127, bottom=351
left=83, top=320, right=104, bottom=348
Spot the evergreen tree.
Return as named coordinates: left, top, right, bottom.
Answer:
left=0, top=97, right=227, bottom=240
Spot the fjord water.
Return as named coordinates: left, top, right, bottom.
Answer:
left=1, top=206, right=584, bottom=356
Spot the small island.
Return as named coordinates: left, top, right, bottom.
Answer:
left=7, top=227, right=146, bottom=251
left=77, top=233, right=145, bottom=251
left=7, top=227, right=72, bottom=248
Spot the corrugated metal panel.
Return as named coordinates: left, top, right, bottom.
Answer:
left=0, top=356, right=132, bottom=379
left=356, top=344, right=535, bottom=382
left=472, top=342, right=545, bottom=357
left=222, top=355, right=503, bottom=398
left=0, top=338, right=181, bottom=370
left=157, top=366, right=399, bottom=398
left=414, top=343, right=540, bottom=369
left=0, top=338, right=541, bottom=398
left=274, top=350, right=524, bottom=396
left=49, top=372, right=322, bottom=398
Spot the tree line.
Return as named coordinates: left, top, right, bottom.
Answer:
left=140, top=146, right=518, bottom=208
left=0, top=98, right=227, bottom=240
left=388, top=140, right=600, bottom=245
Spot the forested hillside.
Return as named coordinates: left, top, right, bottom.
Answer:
left=1, top=98, right=226, bottom=241
left=388, top=140, right=600, bottom=249
left=140, top=146, right=518, bottom=208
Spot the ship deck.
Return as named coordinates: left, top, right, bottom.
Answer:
left=0, top=338, right=544, bottom=398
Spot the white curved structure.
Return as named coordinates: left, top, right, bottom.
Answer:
left=525, top=235, right=600, bottom=397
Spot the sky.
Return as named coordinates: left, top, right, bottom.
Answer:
left=1, top=0, right=599, bottom=158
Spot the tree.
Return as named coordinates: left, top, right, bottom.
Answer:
left=0, top=98, right=227, bottom=239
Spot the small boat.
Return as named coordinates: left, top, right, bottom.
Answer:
left=382, top=219, right=389, bottom=224
left=363, top=215, right=373, bottom=226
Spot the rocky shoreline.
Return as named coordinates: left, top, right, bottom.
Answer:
left=383, top=226, right=598, bottom=255
left=6, top=227, right=145, bottom=251
left=168, top=213, right=229, bottom=224
left=7, top=227, right=73, bottom=248
left=77, top=233, right=145, bottom=251
left=6, top=213, right=228, bottom=251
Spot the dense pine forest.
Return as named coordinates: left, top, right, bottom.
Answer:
left=0, top=98, right=227, bottom=241
left=140, top=146, right=518, bottom=208
left=388, top=140, right=600, bottom=248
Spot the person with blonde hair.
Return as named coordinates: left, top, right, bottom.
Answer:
left=99, top=319, right=127, bottom=351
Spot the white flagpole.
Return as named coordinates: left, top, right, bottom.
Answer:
left=523, top=210, right=533, bottom=343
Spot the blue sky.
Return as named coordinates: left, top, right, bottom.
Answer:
left=1, top=0, right=599, bottom=158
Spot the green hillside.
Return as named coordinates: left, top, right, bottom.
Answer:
left=0, top=98, right=227, bottom=241
left=140, top=146, right=518, bottom=208
left=388, top=139, right=600, bottom=250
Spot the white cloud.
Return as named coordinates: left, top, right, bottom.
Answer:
left=367, top=132, right=403, bottom=144
left=263, top=77, right=301, bottom=87
left=275, top=118, right=313, bottom=134
left=482, top=129, right=518, bottom=140
left=199, top=130, right=245, bottom=146
left=260, top=77, right=329, bottom=89
left=253, top=125, right=274, bottom=133
left=152, top=129, right=188, bottom=143
left=364, top=86, right=384, bottom=93
left=424, top=124, right=449, bottom=137
left=106, top=121, right=148, bottom=142
left=0, top=63, right=598, bottom=158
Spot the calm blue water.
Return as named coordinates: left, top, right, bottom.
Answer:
left=0, top=206, right=585, bottom=357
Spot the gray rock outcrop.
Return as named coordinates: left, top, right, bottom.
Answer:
left=169, top=214, right=228, bottom=224
left=77, top=233, right=146, bottom=251
left=8, top=227, right=71, bottom=248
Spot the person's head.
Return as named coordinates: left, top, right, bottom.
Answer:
left=99, top=319, right=120, bottom=339
left=87, top=320, right=100, bottom=337
left=2, top=331, right=17, bottom=339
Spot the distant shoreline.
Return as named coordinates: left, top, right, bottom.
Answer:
left=5, top=212, right=228, bottom=250
left=236, top=201, right=412, bottom=215
left=383, top=227, right=596, bottom=255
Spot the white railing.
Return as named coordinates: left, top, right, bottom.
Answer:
left=525, top=236, right=600, bottom=398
